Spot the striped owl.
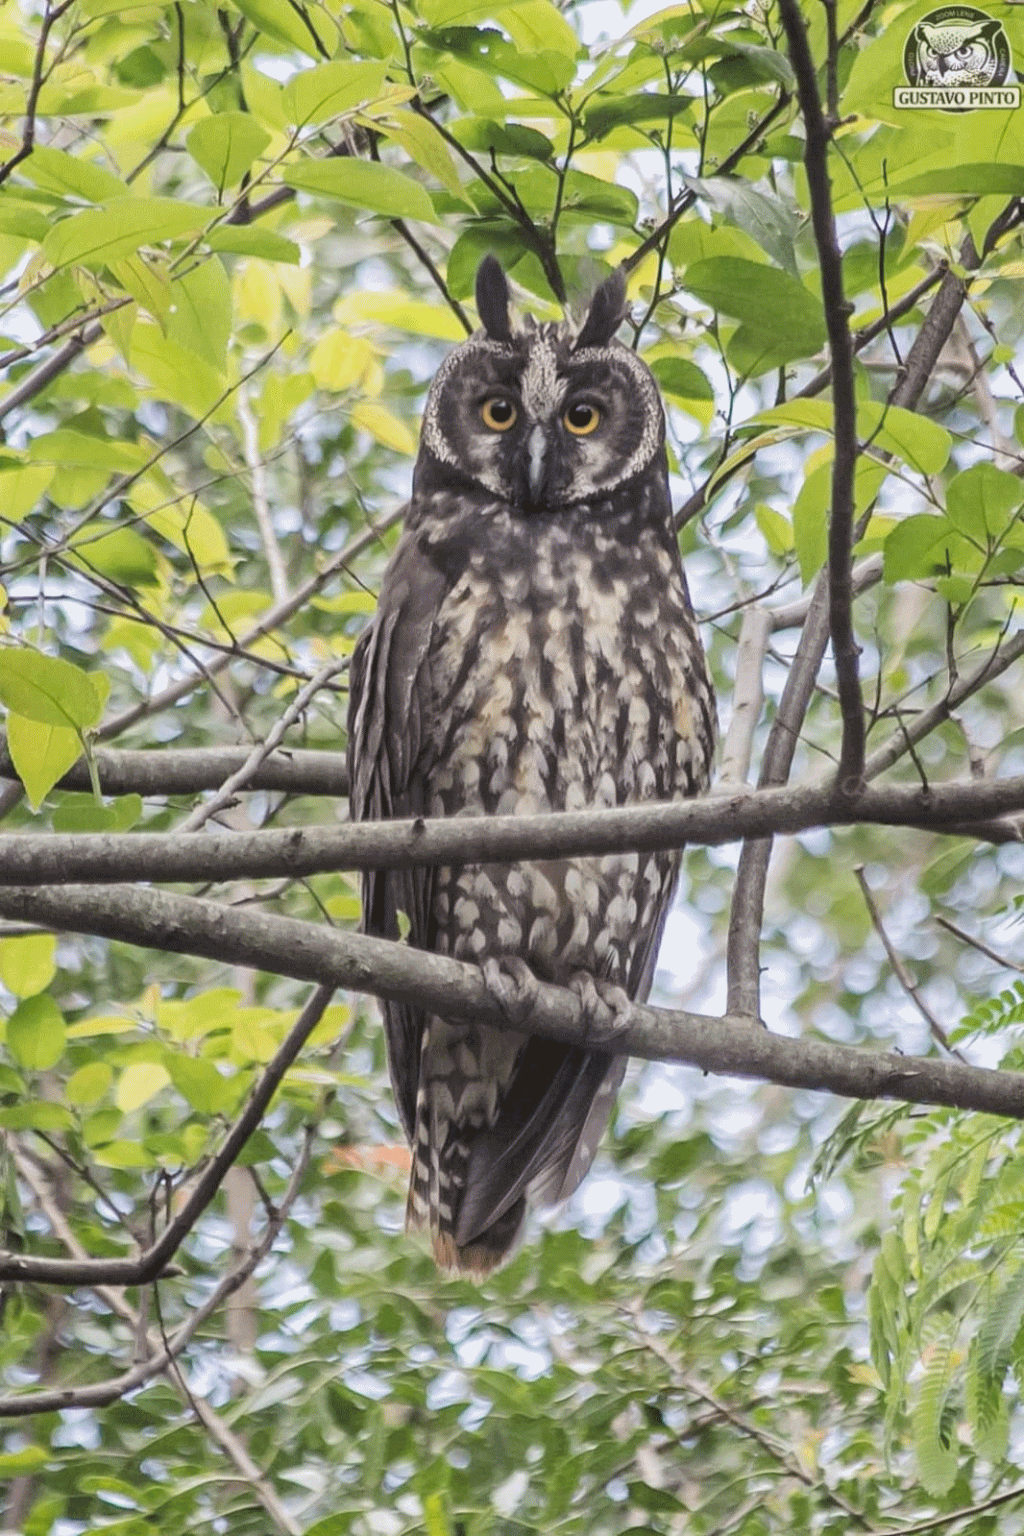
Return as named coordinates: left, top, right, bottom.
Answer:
left=347, top=258, right=715, bottom=1275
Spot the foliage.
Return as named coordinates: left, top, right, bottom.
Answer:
left=1, top=0, right=1024, bottom=1530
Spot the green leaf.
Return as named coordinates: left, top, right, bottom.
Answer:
left=7, top=994, right=66, bottom=1071
left=0, top=1447, right=50, bottom=1475
left=66, top=1061, right=114, bottom=1106
left=0, top=463, right=54, bottom=522
left=884, top=515, right=964, bottom=583
left=0, top=199, right=48, bottom=241
left=648, top=356, right=714, bottom=402
left=27, top=429, right=150, bottom=472
left=128, top=323, right=227, bottom=418
left=166, top=257, right=232, bottom=369
left=450, top=118, right=554, bottom=160
left=6, top=713, right=81, bottom=809
left=280, top=60, right=387, bottom=124
left=42, top=198, right=211, bottom=269
left=684, top=257, right=826, bottom=362
left=0, top=934, right=56, bottom=998
left=67, top=522, right=160, bottom=586
left=913, top=1330, right=959, bottom=1497
left=165, top=1054, right=237, bottom=1115
left=502, top=0, right=580, bottom=57
left=92, top=1139, right=157, bottom=1168
left=22, top=143, right=130, bottom=202
left=859, top=402, right=951, bottom=477
left=206, top=225, right=300, bottom=263
left=896, top=164, right=1024, bottom=197
left=186, top=112, right=271, bottom=192
left=0, top=1100, right=75, bottom=1132
left=946, top=462, right=1023, bottom=540
left=0, top=649, right=103, bottom=731
left=792, top=460, right=830, bottom=585
left=282, top=159, right=438, bottom=223
left=231, top=0, right=339, bottom=55
left=115, top=1061, right=171, bottom=1113
left=755, top=501, right=793, bottom=556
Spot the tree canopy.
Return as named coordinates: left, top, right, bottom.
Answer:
left=2, top=0, right=1024, bottom=1530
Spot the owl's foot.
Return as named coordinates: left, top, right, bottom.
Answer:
left=569, top=972, right=632, bottom=1046
left=481, top=956, right=540, bottom=1029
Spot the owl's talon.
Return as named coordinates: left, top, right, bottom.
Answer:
left=482, top=956, right=539, bottom=1028
left=570, top=972, right=632, bottom=1045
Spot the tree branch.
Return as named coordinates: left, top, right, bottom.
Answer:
left=777, top=0, right=864, bottom=791
left=0, top=882, right=1019, bottom=1263
left=0, top=775, right=1022, bottom=889
left=0, top=744, right=350, bottom=799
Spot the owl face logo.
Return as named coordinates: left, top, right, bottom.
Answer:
left=897, top=6, right=1017, bottom=108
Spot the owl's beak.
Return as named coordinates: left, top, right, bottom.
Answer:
left=526, top=423, right=548, bottom=502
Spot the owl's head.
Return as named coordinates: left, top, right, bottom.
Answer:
left=415, top=258, right=665, bottom=512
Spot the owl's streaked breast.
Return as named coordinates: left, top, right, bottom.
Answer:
left=419, top=496, right=714, bottom=988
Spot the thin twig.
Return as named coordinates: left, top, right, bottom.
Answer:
left=631, top=1308, right=874, bottom=1527
left=10, top=1141, right=304, bottom=1532
left=855, top=867, right=964, bottom=1058
left=179, top=660, right=349, bottom=831
left=238, top=385, right=290, bottom=603
left=719, top=609, right=771, bottom=785
left=936, top=916, right=1024, bottom=977
left=96, top=507, right=400, bottom=742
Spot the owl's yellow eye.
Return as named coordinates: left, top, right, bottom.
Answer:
left=480, top=396, right=517, bottom=431
left=563, top=401, right=601, bottom=436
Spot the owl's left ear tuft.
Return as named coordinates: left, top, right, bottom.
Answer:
left=475, top=256, right=513, bottom=343
left=574, top=268, right=628, bottom=351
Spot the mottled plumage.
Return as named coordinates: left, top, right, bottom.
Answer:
left=347, top=259, right=715, bottom=1274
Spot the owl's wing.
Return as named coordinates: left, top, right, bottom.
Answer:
left=347, top=527, right=446, bottom=1142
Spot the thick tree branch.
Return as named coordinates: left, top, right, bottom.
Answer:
left=0, top=775, right=1021, bottom=890
left=0, top=884, right=1020, bottom=1231
left=0, top=744, right=350, bottom=799
left=777, top=0, right=864, bottom=792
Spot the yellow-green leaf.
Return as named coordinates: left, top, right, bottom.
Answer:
left=115, top=1061, right=171, bottom=1113
left=6, top=712, right=82, bottom=809
left=43, top=198, right=211, bottom=270
left=310, top=331, right=377, bottom=391
left=281, top=60, right=387, bottom=124
left=0, top=464, right=54, bottom=522
left=7, top=994, right=66, bottom=1071
left=351, top=400, right=416, bottom=454
left=22, top=143, right=129, bottom=202
left=166, top=257, right=232, bottom=370
left=0, top=933, right=56, bottom=998
left=67, top=1061, right=114, bottom=1106
left=0, top=649, right=102, bottom=730
left=336, top=290, right=466, bottom=340
left=186, top=111, right=271, bottom=192
left=282, top=159, right=438, bottom=223
left=232, top=0, right=338, bottom=56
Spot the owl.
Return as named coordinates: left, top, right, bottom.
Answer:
left=913, top=18, right=1002, bottom=85
left=347, top=257, right=715, bottom=1275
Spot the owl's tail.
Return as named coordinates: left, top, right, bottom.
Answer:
left=405, top=1073, right=527, bottom=1277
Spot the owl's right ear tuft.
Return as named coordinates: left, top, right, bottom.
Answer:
left=475, top=256, right=513, bottom=343
left=574, top=268, right=627, bottom=351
